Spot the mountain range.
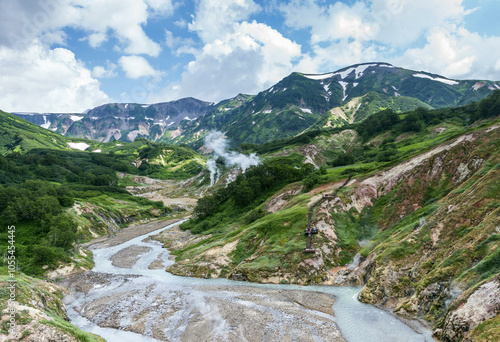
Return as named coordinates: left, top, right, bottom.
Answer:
left=12, top=62, right=500, bottom=146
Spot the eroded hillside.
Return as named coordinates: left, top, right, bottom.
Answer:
left=161, top=115, right=499, bottom=340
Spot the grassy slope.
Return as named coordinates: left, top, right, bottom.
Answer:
left=166, top=105, right=499, bottom=338
left=0, top=111, right=205, bottom=340
left=0, top=268, right=105, bottom=341
left=0, top=110, right=77, bottom=154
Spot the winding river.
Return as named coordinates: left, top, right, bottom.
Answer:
left=63, top=220, right=436, bottom=342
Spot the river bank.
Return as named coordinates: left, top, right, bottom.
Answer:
left=60, top=219, right=435, bottom=342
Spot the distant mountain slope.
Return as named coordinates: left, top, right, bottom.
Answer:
left=0, top=109, right=76, bottom=154
left=12, top=112, right=85, bottom=134
left=165, top=62, right=500, bottom=146
left=13, top=97, right=214, bottom=143
left=66, top=97, right=213, bottom=143
left=13, top=63, right=500, bottom=147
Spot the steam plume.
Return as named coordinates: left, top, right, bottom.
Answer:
left=204, top=131, right=260, bottom=186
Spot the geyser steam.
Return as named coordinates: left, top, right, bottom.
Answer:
left=204, top=131, right=260, bottom=186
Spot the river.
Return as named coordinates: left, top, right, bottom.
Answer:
left=63, top=220, right=436, bottom=342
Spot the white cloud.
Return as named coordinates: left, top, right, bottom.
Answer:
left=151, top=0, right=303, bottom=103
left=370, top=0, right=468, bottom=46
left=279, top=0, right=474, bottom=74
left=0, top=0, right=170, bottom=56
left=396, top=26, right=500, bottom=80
left=174, top=18, right=188, bottom=28
left=68, top=0, right=162, bottom=56
left=154, top=19, right=302, bottom=103
left=165, top=30, right=197, bottom=55
left=145, top=0, right=176, bottom=14
left=282, top=1, right=375, bottom=43
left=118, top=55, right=162, bottom=79
left=188, top=0, right=261, bottom=43
left=92, top=62, right=118, bottom=78
left=281, top=0, right=467, bottom=47
left=0, top=40, right=110, bottom=113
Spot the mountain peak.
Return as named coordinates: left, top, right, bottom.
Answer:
left=302, top=62, right=396, bottom=80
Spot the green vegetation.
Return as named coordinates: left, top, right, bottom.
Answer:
left=185, top=155, right=312, bottom=233
left=172, top=91, right=500, bottom=295
left=0, top=110, right=74, bottom=154
left=0, top=178, right=169, bottom=275
left=0, top=269, right=105, bottom=341
left=0, top=113, right=205, bottom=275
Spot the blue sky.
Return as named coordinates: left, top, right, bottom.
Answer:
left=0, top=0, right=499, bottom=112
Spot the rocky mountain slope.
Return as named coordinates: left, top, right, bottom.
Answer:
left=12, top=112, right=85, bottom=135
left=13, top=63, right=500, bottom=148
left=163, top=92, right=500, bottom=341
left=66, top=97, right=213, bottom=142
left=167, top=62, right=500, bottom=146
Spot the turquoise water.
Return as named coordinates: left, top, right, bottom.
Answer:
left=64, top=220, right=435, bottom=341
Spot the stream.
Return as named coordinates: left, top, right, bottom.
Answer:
left=63, top=220, right=436, bottom=342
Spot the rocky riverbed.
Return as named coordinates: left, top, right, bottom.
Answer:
left=61, top=220, right=347, bottom=342
left=61, top=219, right=434, bottom=342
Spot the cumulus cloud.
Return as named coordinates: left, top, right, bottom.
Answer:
left=154, top=0, right=302, bottom=102
left=281, top=0, right=467, bottom=47
left=92, top=62, right=118, bottom=78
left=396, top=26, right=500, bottom=80
left=280, top=0, right=471, bottom=72
left=0, top=0, right=170, bottom=56
left=0, top=0, right=176, bottom=112
left=188, top=0, right=261, bottom=43
left=165, top=30, right=197, bottom=55
left=119, top=56, right=162, bottom=79
left=0, top=41, right=110, bottom=113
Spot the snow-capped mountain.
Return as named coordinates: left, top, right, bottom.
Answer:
left=13, top=63, right=500, bottom=146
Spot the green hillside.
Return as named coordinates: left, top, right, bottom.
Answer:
left=162, top=91, right=500, bottom=340
left=0, top=110, right=206, bottom=277
left=0, top=110, right=74, bottom=154
left=164, top=63, right=500, bottom=148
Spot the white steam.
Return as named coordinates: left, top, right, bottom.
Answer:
left=204, top=131, right=260, bottom=186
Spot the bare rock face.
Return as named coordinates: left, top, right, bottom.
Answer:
left=330, top=253, right=376, bottom=286
left=434, top=276, right=500, bottom=341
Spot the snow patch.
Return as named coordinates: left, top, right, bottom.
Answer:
left=167, top=121, right=175, bottom=126
left=141, top=104, right=150, bottom=108
left=125, top=104, right=129, bottom=109
left=303, top=72, right=335, bottom=80
left=413, top=73, right=459, bottom=85
left=392, top=86, right=401, bottom=97
left=339, top=81, right=348, bottom=101
left=68, top=142, right=90, bottom=151
left=353, top=83, right=358, bottom=87
left=262, top=109, right=272, bottom=114
left=353, top=64, right=377, bottom=79
left=337, top=68, right=355, bottom=79
left=299, top=108, right=312, bottom=114
left=93, top=149, right=102, bottom=153
left=184, top=116, right=194, bottom=121
left=70, top=115, right=83, bottom=121
left=41, top=115, right=51, bottom=129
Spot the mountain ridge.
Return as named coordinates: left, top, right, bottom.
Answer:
left=11, top=62, right=500, bottom=147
